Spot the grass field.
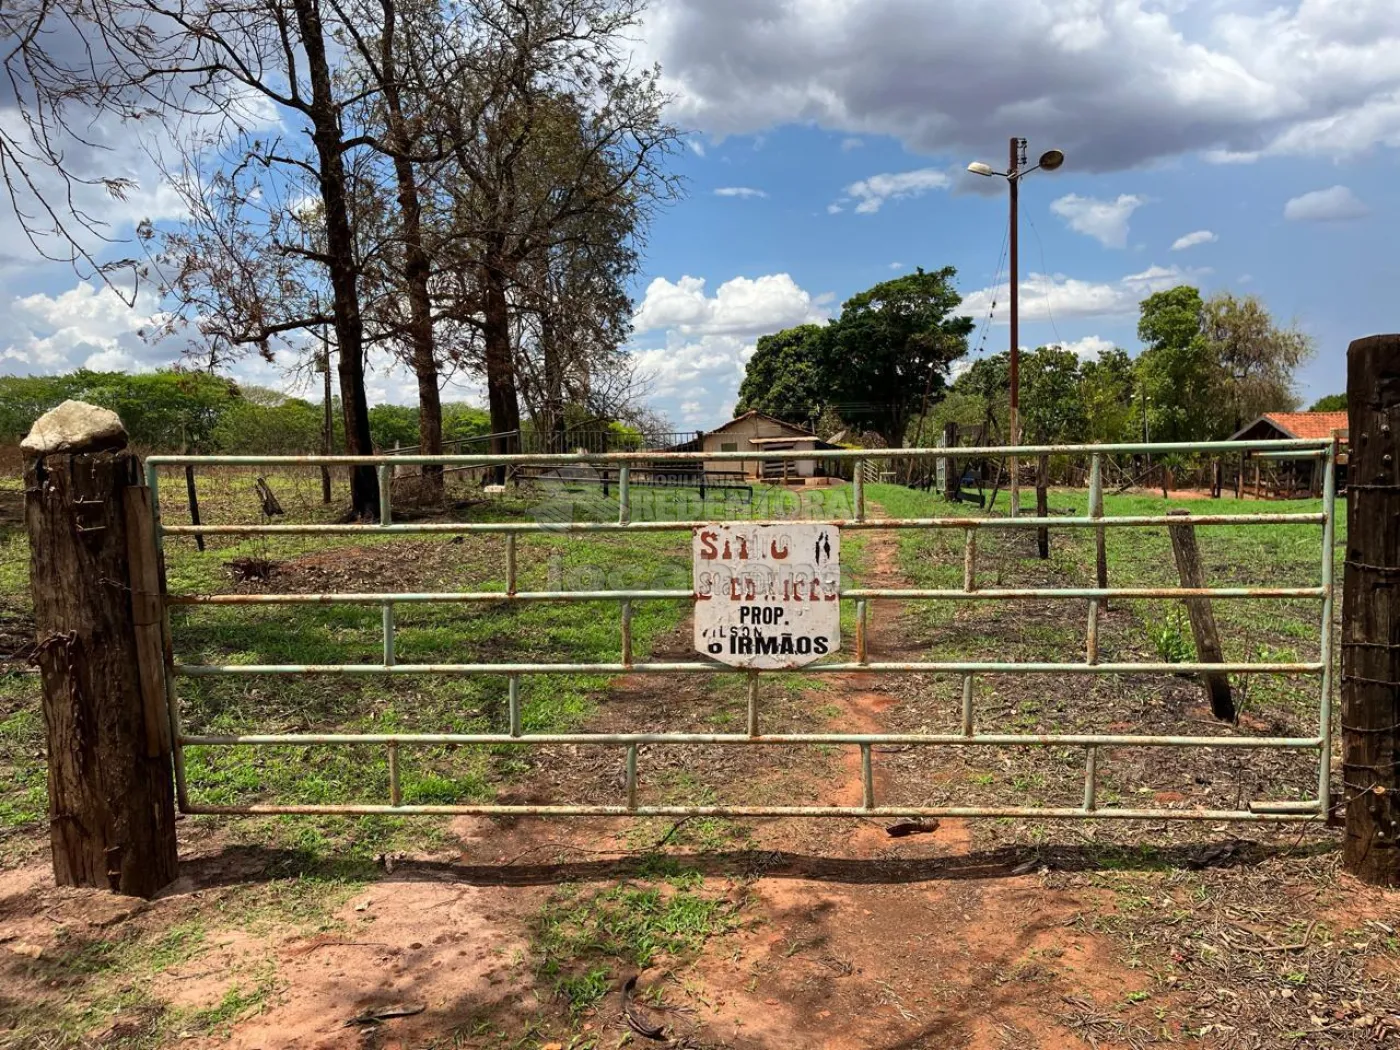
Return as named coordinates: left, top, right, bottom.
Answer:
left=1, top=465, right=1372, bottom=1050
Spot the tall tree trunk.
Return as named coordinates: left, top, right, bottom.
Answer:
left=380, top=0, right=443, bottom=496
left=481, top=255, right=521, bottom=480
left=541, top=312, right=567, bottom=452
left=292, top=0, right=377, bottom=519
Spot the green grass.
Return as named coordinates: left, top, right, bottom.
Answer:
left=866, top=482, right=1340, bottom=664
left=1, top=473, right=858, bottom=869
left=532, top=872, right=739, bottom=1013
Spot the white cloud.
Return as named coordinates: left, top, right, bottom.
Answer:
left=1171, top=229, right=1218, bottom=251
left=840, top=137, right=865, bottom=151
left=826, top=202, right=844, bottom=215
left=1050, top=194, right=1145, bottom=248
left=687, top=138, right=707, bottom=157
left=888, top=262, right=904, bottom=270
left=1053, top=335, right=1116, bottom=361
left=628, top=272, right=832, bottom=428
left=1283, top=185, right=1370, bottom=222
left=632, top=273, right=827, bottom=337
left=630, top=334, right=753, bottom=428
left=641, top=0, right=1400, bottom=171
left=3, top=283, right=174, bottom=371
left=960, top=264, right=1201, bottom=324
left=841, top=167, right=951, bottom=214
left=713, top=186, right=768, bottom=199
left=1203, top=149, right=1261, bottom=165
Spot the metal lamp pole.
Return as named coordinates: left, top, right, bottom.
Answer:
left=1007, top=136, right=1022, bottom=518
left=967, top=140, right=1063, bottom=520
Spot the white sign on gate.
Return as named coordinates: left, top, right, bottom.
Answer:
left=693, top=523, right=840, bottom=669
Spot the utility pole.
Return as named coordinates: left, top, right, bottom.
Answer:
left=1008, top=136, right=1022, bottom=518
left=965, top=139, right=1062, bottom=520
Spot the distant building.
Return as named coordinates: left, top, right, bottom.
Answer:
left=1228, top=411, right=1348, bottom=445
left=1227, top=411, right=1348, bottom=497
left=671, top=411, right=836, bottom=480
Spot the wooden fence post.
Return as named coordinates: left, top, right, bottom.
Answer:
left=1342, top=334, right=1400, bottom=885
left=22, top=402, right=178, bottom=898
left=1166, top=509, right=1235, bottom=721
left=183, top=464, right=204, bottom=552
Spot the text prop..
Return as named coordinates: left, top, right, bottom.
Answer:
left=693, top=523, right=840, bottom=669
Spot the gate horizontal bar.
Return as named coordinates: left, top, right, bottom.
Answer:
left=146, top=437, right=1330, bottom=469
left=174, top=660, right=1322, bottom=676
left=180, top=730, right=1320, bottom=748
left=165, top=585, right=1326, bottom=606
left=179, top=801, right=1321, bottom=821
left=159, top=512, right=1325, bottom=536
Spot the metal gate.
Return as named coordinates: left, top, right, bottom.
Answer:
left=144, top=437, right=1338, bottom=822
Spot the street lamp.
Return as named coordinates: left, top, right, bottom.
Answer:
left=967, top=139, right=1065, bottom=516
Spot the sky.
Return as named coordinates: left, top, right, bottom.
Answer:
left=3, top=0, right=1399, bottom=432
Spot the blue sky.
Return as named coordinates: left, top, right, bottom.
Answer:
left=627, top=121, right=1398, bottom=427
left=3, top=0, right=1398, bottom=431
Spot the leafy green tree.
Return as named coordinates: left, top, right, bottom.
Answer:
left=0, top=369, right=239, bottom=450
left=1021, top=346, right=1086, bottom=442
left=442, top=404, right=493, bottom=443
left=735, top=324, right=830, bottom=426
left=1310, top=393, right=1346, bottom=412
left=928, top=352, right=1008, bottom=442
left=825, top=267, right=974, bottom=446
left=1202, top=292, right=1313, bottom=431
left=1134, top=287, right=1222, bottom=442
left=1078, top=348, right=1135, bottom=443
left=738, top=269, right=974, bottom=445
left=368, top=404, right=422, bottom=450
left=211, top=394, right=324, bottom=454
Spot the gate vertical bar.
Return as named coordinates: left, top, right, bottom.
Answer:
left=387, top=742, right=402, bottom=806
left=382, top=603, right=395, bottom=666
left=1087, top=454, right=1103, bottom=665
left=618, top=465, right=631, bottom=525
left=505, top=533, right=517, bottom=595
left=621, top=601, right=633, bottom=667
left=860, top=744, right=874, bottom=809
left=961, top=676, right=975, bottom=736
left=625, top=744, right=638, bottom=810
left=508, top=675, right=522, bottom=737
left=853, top=460, right=865, bottom=522
left=1317, top=439, right=1338, bottom=817
left=856, top=599, right=869, bottom=664
left=144, top=464, right=190, bottom=811
left=1083, top=747, right=1098, bottom=811
left=747, top=672, right=759, bottom=737
left=377, top=465, right=392, bottom=527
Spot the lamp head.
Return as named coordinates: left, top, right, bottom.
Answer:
left=1037, top=149, right=1065, bottom=171
left=966, top=161, right=996, bottom=177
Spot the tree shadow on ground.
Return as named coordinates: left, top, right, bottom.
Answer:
left=176, top=835, right=1337, bottom=894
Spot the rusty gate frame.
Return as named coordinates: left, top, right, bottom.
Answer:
left=144, top=436, right=1338, bottom=822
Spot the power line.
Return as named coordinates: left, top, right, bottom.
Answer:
left=971, top=216, right=1011, bottom=359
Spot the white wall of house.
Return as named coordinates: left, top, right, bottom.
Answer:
left=700, top=415, right=816, bottom=477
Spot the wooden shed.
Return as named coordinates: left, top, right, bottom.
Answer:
left=1227, top=411, right=1348, bottom=497
left=669, top=411, right=835, bottom=480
